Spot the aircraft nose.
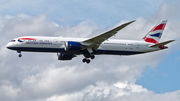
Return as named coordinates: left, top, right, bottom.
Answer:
left=6, top=42, right=13, bottom=49
left=6, top=43, right=10, bottom=49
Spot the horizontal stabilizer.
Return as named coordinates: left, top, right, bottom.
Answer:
left=150, top=40, right=175, bottom=48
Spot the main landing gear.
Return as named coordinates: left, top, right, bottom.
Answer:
left=82, top=55, right=95, bottom=64
left=82, top=58, right=90, bottom=63
left=17, top=50, right=22, bottom=57
left=82, top=48, right=95, bottom=64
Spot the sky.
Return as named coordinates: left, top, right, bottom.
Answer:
left=0, top=0, right=180, bottom=101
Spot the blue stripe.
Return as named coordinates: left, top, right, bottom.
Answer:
left=7, top=47, right=144, bottom=55
left=7, top=47, right=65, bottom=52
left=18, top=40, right=24, bottom=42
left=94, top=50, right=144, bottom=55
left=150, top=33, right=162, bottom=38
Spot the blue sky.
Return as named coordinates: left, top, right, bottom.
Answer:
left=136, top=48, right=180, bottom=93
left=0, top=0, right=165, bottom=26
left=0, top=0, right=180, bottom=101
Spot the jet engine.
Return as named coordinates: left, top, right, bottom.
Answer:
left=64, top=41, right=81, bottom=51
left=57, top=53, right=75, bottom=60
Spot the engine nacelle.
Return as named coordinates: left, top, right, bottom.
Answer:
left=65, top=41, right=81, bottom=51
left=57, top=53, right=74, bottom=60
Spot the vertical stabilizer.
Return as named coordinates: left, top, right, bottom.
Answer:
left=143, top=20, right=167, bottom=44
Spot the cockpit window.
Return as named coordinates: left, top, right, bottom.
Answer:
left=10, top=40, right=16, bottom=42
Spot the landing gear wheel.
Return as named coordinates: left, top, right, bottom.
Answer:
left=19, top=54, right=22, bottom=57
left=82, top=58, right=86, bottom=63
left=82, top=58, right=91, bottom=64
left=86, top=59, right=90, bottom=64
left=17, top=50, right=22, bottom=58
left=90, top=55, right=95, bottom=59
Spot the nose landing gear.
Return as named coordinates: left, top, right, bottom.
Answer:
left=17, top=50, right=22, bottom=57
left=19, top=54, right=22, bottom=57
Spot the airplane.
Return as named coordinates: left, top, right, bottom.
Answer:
left=6, top=20, right=174, bottom=64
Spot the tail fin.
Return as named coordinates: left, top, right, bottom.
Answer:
left=143, top=20, right=167, bottom=44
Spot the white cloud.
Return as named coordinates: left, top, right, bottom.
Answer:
left=0, top=2, right=180, bottom=101
left=155, top=2, right=180, bottom=20
left=0, top=85, right=20, bottom=101
left=46, top=93, right=83, bottom=101
left=43, top=82, right=180, bottom=101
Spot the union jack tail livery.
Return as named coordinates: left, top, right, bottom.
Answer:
left=143, top=20, right=167, bottom=44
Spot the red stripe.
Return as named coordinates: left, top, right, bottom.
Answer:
left=150, top=24, right=166, bottom=32
left=18, top=38, right=36, bottom=40
left=159, top=45, right=165, bottom=49
left=143, top=37, right=158, bottom=44
left=144, top=37, right=165, bottom=49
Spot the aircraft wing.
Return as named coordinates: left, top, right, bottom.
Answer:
left=81, top=20, right=135, bottom=51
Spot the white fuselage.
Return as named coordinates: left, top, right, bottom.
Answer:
left=6, top=20, right=171, bottom=63
left=6, top=36, right=163, bottom=55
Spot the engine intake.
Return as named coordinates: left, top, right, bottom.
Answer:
left=57, top=53, right=74, bottom=60
left=65, top=41, right=81, bottom=51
